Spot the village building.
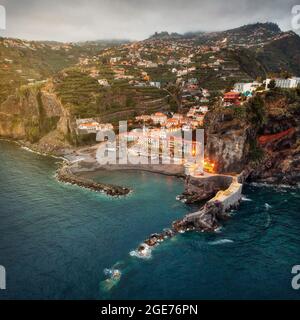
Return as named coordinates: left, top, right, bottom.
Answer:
left=223, top=92, right=241, bottom=106
left=172, top=113, right=184, bottom=123
left=234, top=81, right=262, bottom=95
left=165, top=118, right=179, bottom=128
left=149, top=81, right=161, bottom=89
left=135, top=115, right=151, bottom=122
left=76, top=119, right=113, bottom=134
left=77, top=121, right=99, bottom=133
left=198, top=106, right=209, bottom=113
left=194, top=115, right=204, bottom=125
left=98, top=79, right=110, bottom=87
left=265, top=77, right=300, bottom=90
left=110, top=57, right=122, bottom=64
left=151, top=112, right=168, bottom=125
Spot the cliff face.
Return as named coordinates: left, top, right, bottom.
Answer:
left=204, top=90, right=300, bottom=185
left=0, top=83, right=76, bottom=153
left=248, top=91, right=300, bottom=185
left=205, top=105, right=251, bottom=173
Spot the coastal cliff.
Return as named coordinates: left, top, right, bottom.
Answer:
left=0, top=82, right=76, bottom=154
left=248, top=90, right=300, bottom=185
left=204, top=89, right=300, bottom=185
left=182, top=88, right=299, bottom=209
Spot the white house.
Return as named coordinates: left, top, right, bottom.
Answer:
left=110, top=57, right=122, bottom=64
left=198, top=106, right=208, bottom=113
left=98, top=79, right=110, bottom=87
left=149, top=81, right=161, bottom=89
left=265, top=77, right=300, bottom=90
left=234, top=82, right=262, bottom=94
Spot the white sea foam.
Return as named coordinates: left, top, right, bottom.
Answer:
left=130, top=244, right=152, bottom=259
left=20, top=145, right=66, bottom=160
left=100, top=268, right=122, bottom=292
left=103, top=268, right=121, bottom=279
left=264, top=203, right=272, bottom=210
left=249, top=182, right=299, bottom=190
left=215, top=226, right=223, bottom=233
left=209, top=239, right=234, bottom=245
left=242, top=196, right=252, bottom=202
left=265, top=213, right=272, bottom=228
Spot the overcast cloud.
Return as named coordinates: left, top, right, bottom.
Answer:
left=0, top=0, right=299, bottom=41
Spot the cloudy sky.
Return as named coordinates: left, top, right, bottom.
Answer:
left=0, top=0, right=299, bottom=41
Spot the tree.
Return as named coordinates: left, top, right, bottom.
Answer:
left=279, top=70, right=292, bottom=79
left=256, top=76, right=263, bottom=83
left=268, top=79, right=276, bottom=90
left=246, top=95, right=266, bottom=128
left=165, top=84, right=182, bottom=112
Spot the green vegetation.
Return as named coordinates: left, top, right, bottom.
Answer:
left=55, top=69, right=100, bottom=117
left=228, top=105, right=246, bottom=119
left=249, top=139, right=264, bottom=163
left=267, top=79, right=276, bottom=90
left=25, top=118, right=40, bottom=143
left=246, top=95, right=266, bottom=128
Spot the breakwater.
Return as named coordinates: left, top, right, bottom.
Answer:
left=183, top=176, right=243, bottom=230
left=135, top=174, right=243, bottom=256
left=57, top=164, right=131, bottom=196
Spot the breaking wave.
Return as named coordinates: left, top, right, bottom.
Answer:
left=264, top=203, right=272, bottom=210
left=242, top=196, right=253, bottom=201
left=208, top=239, right=234, bottom=245
left=129, top=244, right=152, bottom=260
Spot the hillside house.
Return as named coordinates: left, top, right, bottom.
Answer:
left=223, top=92, right=240, bottom=106
left=98, top=79, right=110, bottom=87
left=234, top=82, right=261, bottom=94
left=265, top=77, right=300, bottom=90
left=151, top=112, right=167, bottom=125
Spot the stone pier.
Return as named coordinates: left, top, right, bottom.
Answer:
left=183, top=175, right=243, bottom=230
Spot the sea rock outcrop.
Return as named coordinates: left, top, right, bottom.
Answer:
left=183, top=174, right=233, bottom=204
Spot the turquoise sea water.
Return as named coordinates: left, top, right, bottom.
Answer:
left=0, top=140, right=300, bottom=300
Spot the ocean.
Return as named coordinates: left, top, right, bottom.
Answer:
left=0, top=140, right=300, bottom=299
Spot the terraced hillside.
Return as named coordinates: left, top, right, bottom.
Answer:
left=54, top=68, right=171, bottom=121
left=0, top=37, right=127, bottom=104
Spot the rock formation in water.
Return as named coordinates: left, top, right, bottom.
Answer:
left=183, top=174, right=233, bottom=204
